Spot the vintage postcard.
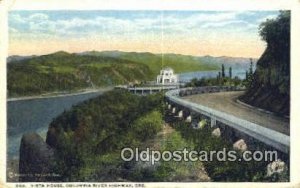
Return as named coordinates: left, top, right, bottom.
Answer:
left=0, top=0, right=300, bottom=187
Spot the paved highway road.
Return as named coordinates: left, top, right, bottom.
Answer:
left=183, top=91, right=289, bottom=135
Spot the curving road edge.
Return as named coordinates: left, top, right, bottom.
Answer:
left=165, top=87, right=290, bottom=154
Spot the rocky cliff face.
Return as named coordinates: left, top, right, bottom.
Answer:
left=19, top=132, right=59, bottom=182
left=240, top=11, right=290, bottom=116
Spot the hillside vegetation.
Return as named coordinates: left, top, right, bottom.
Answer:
left=38, top=90, right=287, bottom=182
left=240, top=11, right=290, bottom=116
left=45, top=90, right=165, bottom=181
left=7, top=51, right=218, bottom=97
left=7, top=52, right=152, bottom=97
left=81, top=51, right=219, bottom=78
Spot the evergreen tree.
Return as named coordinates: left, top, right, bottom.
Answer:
left=249, top=58, right=254, bottom=77
left=247, top=59, right=254, bottom=88
left=221, top=64, right=225, bottom=78
left=229, top=67, right=232, bottom=79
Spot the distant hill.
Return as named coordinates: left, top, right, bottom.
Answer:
left=198, top=55, right=257, bottom=70
left=80, top=51, right=256, bottom=76
left=7, top=52, right=151, bottom=97
left=7, top=50, right=256, bottom=97
left=7, top=55, right=36, bottom=63
left=240, top=11, right=290, bottom=116
left=78, top=51, right=219, bottom=78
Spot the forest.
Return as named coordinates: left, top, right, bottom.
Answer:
left=45, top=90, right=165, bottom=181
left=240, top=11, right=290, bottom=116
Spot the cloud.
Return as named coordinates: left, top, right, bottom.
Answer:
left=9, top=12, right=163, bottom=38
left=10, top=13, right=49, bottom=24
left=256, top=14, right=278, bottom=23
left=160, top=11, right=260, bottom=34
left=9, top=11, right=269, bottom=57
left=29, top=13, right=49, bottom=20
left=161, top=12, right=238, bottom=29
left=200, top=20, right=256, bottom=29
left=9, top=27, right=19, bottom=33
left=191, top=12, right=237, bottom=22
left=10, top=13, right=27, bottom=24
left=8, top=11, right=266, bottom=41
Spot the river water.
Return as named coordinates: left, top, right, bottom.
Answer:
left=7, top=69, right=246, bottom=160
left=7, top=91, right=107, bottom=160
left=178, top=69, right=246, bottom=83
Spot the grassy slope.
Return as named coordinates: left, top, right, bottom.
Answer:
left=7, top=51, right=151, bottom=97
left=83, top=51, right=219, bottom=78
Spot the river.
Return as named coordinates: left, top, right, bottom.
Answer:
left=7, top=69, right=246, bottom=160
left=178, top=69, right=247, bottom=83
left=7, top=89, right=111, bottom=160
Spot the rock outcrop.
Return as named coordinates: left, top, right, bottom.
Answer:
left=212, top=128, right=221, bottom=137
left=267, top=159, right=286, bottom=177
left=19, top=132, right=59, bottom=182
left=233, top=139, right=247, bottom=152
left=240, top=11, right=290, bottom=116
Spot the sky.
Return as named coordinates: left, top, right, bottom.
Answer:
left=8, top=10, right=279, bottom=57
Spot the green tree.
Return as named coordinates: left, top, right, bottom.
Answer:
left=249, top=58, right=254, bottom=76
left=221, top=64, right=225, bottom=78
left=217, top=72, right=221, bottom=84
left=259, top=11, right=290, bottom=50
left=233, top=76, right=240, bottom=87
left=244, top=59, right=254, bottom=89
left=131, top=110, right=163, bottom=141
left=229, top=67, right=232, bottom=79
